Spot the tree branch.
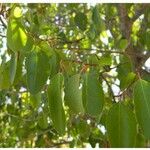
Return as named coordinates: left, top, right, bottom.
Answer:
left=0, top=16, right=7, bottom=28
left=0, top=33, right=6, bottom=38
left=101, top=73, right=115, bottom=102
left=56, top=47, right=125, bottom=55
left=132, top=4, right=150, bottom=22
left=114, top=75, right=137, bottom=98
left=5, top=112, right=37, bottom=122
left=118, top=4, right=132, bottom=40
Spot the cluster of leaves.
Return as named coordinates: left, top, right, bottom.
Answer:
left=0, top=3, right=150, bottom=147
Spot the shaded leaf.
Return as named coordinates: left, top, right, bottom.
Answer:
left=74, top=12, right=87, bottom=31
left=82, top=71, right=104, bottom=117
left=9, top=53, right=17, bottom=84
left=117, top=38, right=128, bottom=50
left=38, top=111, right=48, bottom=129
left=47, top=73, right=66, bottom=135
left=134, top=79, right=150, bottom=139
left=92, top=6, right=105, bottom=35
left=30, top=92, right=41, bottom=108
left=26, top=49, right=50, bottom=94
left=99, top=54, right=112, bottom=67
left=49, top=51, right=60, bottom=78
left=64, top=74, right=84, bottom=113
left=135, top=133, right=146, bottom=148
left=106, top=103, right=136, bottom=147
left=120, top=72, right=136, bottom=90
left=0, top=62, right=11, bottom=89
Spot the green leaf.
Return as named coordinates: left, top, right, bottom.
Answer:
left=140, top=30, right=150, bottom=50
left=87, top=25, right=96, bottom=40
left=0, top=62, right=11, bottom=89
left=13, top=55, right=24, bottom=85
left=64, top=74, right=84, bottom=113
left=30, top=92, right=41, bottom=108
left=38, top=111, right=48, bottom=129
left=134, top=79, right=150, bottom=139
left=120, top=72, right=136, bottom=90
left=9, top=53, right=17, bottom=84
left=82, top=71, right=104, bottom=117
left=106, top=103, right=136, bottom=147
left=117, top=38, right=128, bottom=50
left=22, top=36, right=34, bottom=53
left=13, top=7, right=23, bottom=18
left=135, top=133, right=146, bottom=148
left=92, top=6, right=101, bottom=25
left=25, top=49, right=50, bottom=94
left=117, top=56, right=133, bottom=90
left=47, top=73, right=66, bottom=135
left=74, top=12, right=87, bottom=31
left=92, top=6, right=105, bottom=35
left=77, top=119, right=90, bottom=137
left=88, top=55, right=99, bottom=64
left=98, top=54, right=112, bottom=67
left=7, top=19, right=27, bottom=52
left=49, top=52, right=60, bottom=78
left=143, top=72, right=150, bottom=83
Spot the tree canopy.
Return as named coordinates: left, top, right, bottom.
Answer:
left=0, top=3, right=150, bottom=148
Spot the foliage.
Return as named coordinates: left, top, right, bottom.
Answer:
left=0, top=3, right=150, bottom=148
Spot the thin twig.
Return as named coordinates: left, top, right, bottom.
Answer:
left=0, top=16, right=7, bottom=28
left=5, top=112, right=36, bottom=122
left=114, top=75, right=137, bottom=98
left=132, top=4, right=149, bottom=22
left=0, top=33, right=6, bottom=38
left=37, top=128, right=56, bottom=136
left=64, top=59, right=98, bottom=66
left=101, top=73, right=115, bottom=102
left=56, top=47, right=125, bottom=55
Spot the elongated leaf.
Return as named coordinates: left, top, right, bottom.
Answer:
left=82, top=71, right=104, bottom=117
left=9, top=53, right=17, bottom=84
left=92, top=6, right=105, bottom=34
left=0, top=62, right=11, bottom=89
left=7, top=19, right=27, bottom=52
left=106, top=103, right=136, bottom=147
left=38, top=111, right=48, bottom=129
left=26, top=49, right=50, bottom=94
left=13, top=55, right=24, bottom=85
left=64, top=74, right=84, bottom=113
left=49, top=52, right=60, bottom=78
left=47, top=73, right=66, bottom=135
left=134, top=79, right=150, bottom=139
left=74, top=12, right=87, bottom=31
left=92, top=6, right=101, bottom=25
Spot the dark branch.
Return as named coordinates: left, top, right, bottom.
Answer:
left=114, top=75, right=137, bottom=98
left=118, top=4, right=132, bottom=40
left=56, top=47, right=125, bottom=55
left=0, top=16, right=7, bottom=28
left=101, top=73, right=115, bottom=102
left=132, top=4, right=150, bottom=22
left=0, top=33, right=6, bottom=38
